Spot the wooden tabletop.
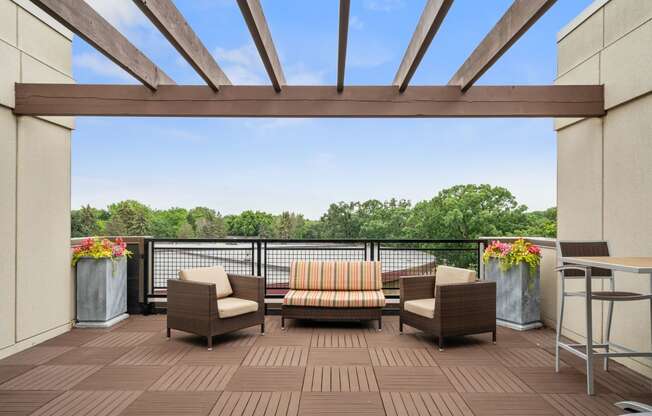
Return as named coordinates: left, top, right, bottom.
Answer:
left=562, top=256, right=652, bottom=274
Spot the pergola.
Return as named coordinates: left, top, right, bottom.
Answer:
left=15, top=0, right=604, bottom=118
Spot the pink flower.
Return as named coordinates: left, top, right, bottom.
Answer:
left=528, top=245, right=541, bottom=255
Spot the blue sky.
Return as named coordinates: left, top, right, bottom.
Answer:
left=72, top=0, right=593, bottom=218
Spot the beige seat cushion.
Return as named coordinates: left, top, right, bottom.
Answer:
left=179, top=266, right=233, bottom=299
left=404, top=298, right=436, bottom=319
left=435, top=265, right=476, bottom=295
left=217, top=297, right=258, bottom=318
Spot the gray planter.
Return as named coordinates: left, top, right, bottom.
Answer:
left=485, top=258, right=541, bottom=330
left=76, top=257, right=128, bottom=327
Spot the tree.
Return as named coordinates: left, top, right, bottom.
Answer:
left=357, top=199, right=412, bottom=239
left=150, top=208, right=189, bottom=238
left=71, top=205, right=103, bottom=237
left=225, top=210, right=275, bottom=237
left=104, top=200, right=153, bottom=236
left=517, top=207, right=557, bottom=238
left=176, top=221, right=195, bottom=238
left=407, top=184, right=529, bottom=239
left=318, top=202, right=362, bottom=238
left=188, top=207, right=227, bottom=238
left=276, top=212, right=306, bottom=239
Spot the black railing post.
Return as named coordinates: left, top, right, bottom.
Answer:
left=370, top=241, right=375, bottom=261
left=257, top=240, right=263, bottom=277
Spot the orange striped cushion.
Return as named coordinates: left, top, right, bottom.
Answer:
left=288, top=261, right=382, bottom=291
left=283, top=290, right=386, bottom=308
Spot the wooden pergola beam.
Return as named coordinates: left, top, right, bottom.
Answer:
left=236, top=0, right=286, bottom=91
left=15, top=84, right=604, bottom=118
left=393, top=0, right=453, bottom=92
left=337, top=0, right=351, bottom=92
left=133, top=0, right=230, bottom=91
left=449, top=0, right=556, bottom=91
left=29, top=0, right=174, bottom=90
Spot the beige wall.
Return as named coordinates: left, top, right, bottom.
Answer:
left=0, top=0, right=74, bottom=359
left=556, top=0, right=652, bottom=377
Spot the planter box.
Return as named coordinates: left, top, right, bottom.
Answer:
left=485, top=258, right=541, bottom=330
left=76, top=257, right=128, bottom=327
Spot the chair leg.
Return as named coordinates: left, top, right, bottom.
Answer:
left=438, top=336, right=444, bottom=352
left=399, top=319, right=403, bottom=334
left=166, top=327, right=171, bottom=339
left=378, top=315, right=382, bottom=332
left=555, top=276, right=566, bottom=373
left=281, top=316, right=285, bottom=330
left=261, top=322, right=265, bottom=335
left=207, top=335, right=213, bottom=351
left=492, top=329, right=497, bottom=344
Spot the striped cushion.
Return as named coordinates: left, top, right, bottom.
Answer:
left=288, top=261, right=383, bottom=291
left=283, top=290, right=386, bottom=308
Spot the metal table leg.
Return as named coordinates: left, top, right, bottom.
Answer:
left=585, top=267, right=594, bottom=395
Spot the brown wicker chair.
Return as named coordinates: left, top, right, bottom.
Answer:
left=399, top=266, right=496, bottom=351
left=166, top=267, right=265, bottom=350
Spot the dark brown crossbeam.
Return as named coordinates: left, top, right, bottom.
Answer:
left=393, top=0, right=454, bottom=92
left=30, top=0, right=174, bottom=90
left=237, top=0, right=286, bottom=91
left=337, top=0, right=351, bottom=92
left=15, top=84, right=603, bottom=118
left=449, top=0, right=556, bottom=91
left=133, top=0, right=230, bottom=91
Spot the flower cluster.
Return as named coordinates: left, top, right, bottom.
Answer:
left=72, top=237, right=131, bottom=267
left=482, top=238, right=541, bottom=273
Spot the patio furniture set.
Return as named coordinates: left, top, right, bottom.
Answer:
left=166, top=260, right=496, bottom=351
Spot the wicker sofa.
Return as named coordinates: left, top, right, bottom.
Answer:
left=400, top=265, right=496, bottom=350
left=281, top=260, right=386, bottom=330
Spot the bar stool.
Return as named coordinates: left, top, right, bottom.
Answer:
left=555, top=240, right=652, bottom=394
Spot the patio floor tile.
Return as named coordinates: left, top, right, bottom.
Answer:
left=303, top=366, right=378, bottom=392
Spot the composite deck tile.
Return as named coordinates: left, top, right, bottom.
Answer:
left=0, top=391, right=62, bottom=416
left=299, top=392, right=385, bottom=416
left=487, top=347, right=559, bottom=367
left=40, top=329, right=106, bottom=346
left=303, top=366, right=379, bottom=392
left=110, top=345, right=189, bottom=366
left=242, top=346, right=308, bottom=367
left=375, top=367, right=455, bottom=392
left=71, top=366, right=169, bottom=390
left=149, top=365, right=238, bottom=391
left=0, top=346, right=74, bottom=366
left=83, top=331, right=154, bottom=348
left=0, top=365, right=101, bottom=390
left=381, top=391, right=474, bottom=416
left=462, top=392, right=561, bottom=415
left=515, top=367, right=608, bottom=394
left=115, top=318, right=167, bottom=332
left=225, top=367, right=305, bottom=391
left=369, top=347, right=437, bottom=367
left=364, top=333, right=425, bottom=348
left=311, top=330, right=368, bottom=348
left=542, top=393, right=622, bottom=416
left=120, top=391, right=220, bottom=416
left=429, top=346, right=498, bottom=367
left=442, top=366, right=533, bottom=393
left=210, top=332, right=258, bottom=348
left=520, top=328, right=557, bottom=349
left=308, top=348, right=371, bottom=366
left=180, top=347, right=251, bottom=366
left=29, top=390, right=142, bottom=416
left=208, top=391, right=300, bottom=416
left=0, top=366, right=33, bottom=385
left=254, top=334, right=312, bottom=347
left=47, top=347, right=131, bottom=365
left=480, top=328, right=532, bottom=348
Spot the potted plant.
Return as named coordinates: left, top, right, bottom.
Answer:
left=483, top=239, right=542, bottom=330
left=72, top=237, right=132, bottom=327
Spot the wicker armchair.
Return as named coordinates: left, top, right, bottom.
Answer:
left=166, top=267, right=265, bottom=350
left=399, top=266, right=496, bottom=351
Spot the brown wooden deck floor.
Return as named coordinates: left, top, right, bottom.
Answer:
left=0, top=315, right=650, bottom=415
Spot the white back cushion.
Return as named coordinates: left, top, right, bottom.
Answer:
left=179, top=266, right=233, bottom=299
left=435, top=265, right=476, bottom=290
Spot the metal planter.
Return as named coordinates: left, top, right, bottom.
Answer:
left=76, top=257, right=128, bottom=327
left=485, top=258, right=541, bottom=330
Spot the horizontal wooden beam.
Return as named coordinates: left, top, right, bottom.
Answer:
left=133, top=0, right=230, bottom=90
left=237, top=0, right=286, bottom=91
left=30, top=0, right=174, bottom=90
left=14, top=84, right=604, bottom=118
left=449, top=0, right=556, bottom=91
left=337, top=0, right=351, bottom=92
left=393, top=0, right=453, bottom=92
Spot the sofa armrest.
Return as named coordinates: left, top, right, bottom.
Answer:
left=400, top=275, right=435, bottom=308
left=435, top=281, right=496, bottom=324
left=167, top=279, right=216, bottom=318
left=228, top=274, right=265, bottom=304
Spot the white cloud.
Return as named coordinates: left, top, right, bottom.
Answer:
left=349, top=16, right=364, bottom=30
left=83, top=0, right=147, bottom=31
left=285, top=63, right=327, bottom=85
left=73, top=51, right=135, bottom=81
left=363, top=0, right=405, bottom=12
left=347, top=43, right=393, bottom=68
left=214, top=44, right=267, bottom=84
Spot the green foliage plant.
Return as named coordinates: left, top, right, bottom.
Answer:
left=482, top=239, right=542, bottom=274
